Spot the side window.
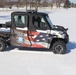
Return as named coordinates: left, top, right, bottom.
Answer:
left=14, top=15, right=26, bottom=28
left=32, top=16, right=47, bottom=30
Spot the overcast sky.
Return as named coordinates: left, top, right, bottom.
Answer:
left=70, top=0, right=76, bottom=3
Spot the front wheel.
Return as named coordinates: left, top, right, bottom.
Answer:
left=52, top=41, right=66, bottom=54
left=0, top=40, right=6, bottom=51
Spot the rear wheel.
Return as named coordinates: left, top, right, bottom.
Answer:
left=0, top=40, right=6, bottom=51
left=52, top=41, right=66, bottom=54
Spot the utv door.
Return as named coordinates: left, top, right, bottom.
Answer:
left=10, top=13, right=31, bottom=47
left=28, top=15, right=52, bottom=48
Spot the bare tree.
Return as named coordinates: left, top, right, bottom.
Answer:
left=51, top=0, right=66, bottom=8
left=0, top=0, right=5, bottom=8
left=16, top=0, right=20, bottom=8
left=64, top=0, right=71, bottom=9
left=1, top=0, right=71, bottom=10
left=35, top=0, right=41, bottom=10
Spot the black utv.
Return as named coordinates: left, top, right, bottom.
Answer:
left=0, top=10, right=69, bottom=54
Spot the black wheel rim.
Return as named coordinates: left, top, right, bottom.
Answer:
left=55, top=45, right=63, bottom=53
left=0, top=42, right=3, bottom=50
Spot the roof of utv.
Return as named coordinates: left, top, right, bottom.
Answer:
left=12, top=10, right=48, bottom=16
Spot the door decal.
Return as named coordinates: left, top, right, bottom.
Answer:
left=21, top=31, right=51, bottom=48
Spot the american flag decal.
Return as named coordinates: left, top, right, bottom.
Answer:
left=34, top=33, right=49, bottom=43
left=18, top=31, right=52, bottom=48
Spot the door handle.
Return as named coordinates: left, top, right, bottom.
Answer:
left=28, top=34, right=34, bottom=36
left=10, top=34, right=17, bottom=36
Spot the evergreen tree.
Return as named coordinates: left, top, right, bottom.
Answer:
left=64, top=0, right=71, bottom=8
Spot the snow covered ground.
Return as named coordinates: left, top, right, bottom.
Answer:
left=0, top=8, right=76, bottom=75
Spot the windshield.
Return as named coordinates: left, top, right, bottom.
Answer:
left=46, top=16, right=54, bottom=29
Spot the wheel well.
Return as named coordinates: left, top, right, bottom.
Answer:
left=50, top=38, right=66, bottom=48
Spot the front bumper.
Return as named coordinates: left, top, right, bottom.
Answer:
left=65, top=34, right=69, bottom=44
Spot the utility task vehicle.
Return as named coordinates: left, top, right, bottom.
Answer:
left=0, top=10, right=69, bottom=54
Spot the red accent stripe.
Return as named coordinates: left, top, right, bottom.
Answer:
left=24, top=36, right=34, bottom=42
left=24, top=31, right=40, bottom=42
left=21, top=43, right=45, bottom=48
left=21, top=43, right=30, bottom=47
left=28, top=31, right=39, bottom=36
left=31, top=44, right=45, bottom=48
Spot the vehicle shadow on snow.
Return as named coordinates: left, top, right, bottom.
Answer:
left=6, top=46, right=50, bottom=52
left=6, top=42, right=76, bottom=54
left=66, top=42, right=76, bottom=54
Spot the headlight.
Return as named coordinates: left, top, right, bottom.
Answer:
left=59, top=31, right=64, bottom=35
